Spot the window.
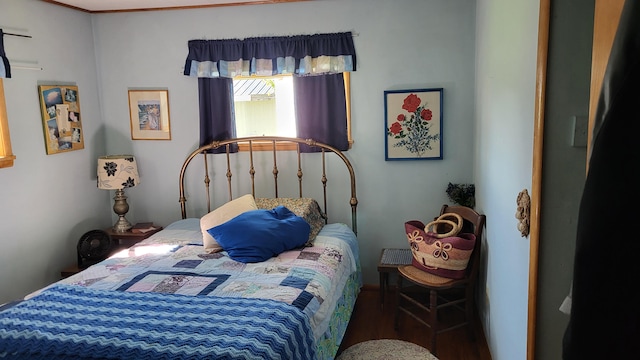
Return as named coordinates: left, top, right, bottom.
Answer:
left=0, top=79, right=15, bottom=169
left=233, top=73, right=352, bottom=151
left=184, top=32, right=356, bottom=152
left=234, top=75, right=296, bottom=138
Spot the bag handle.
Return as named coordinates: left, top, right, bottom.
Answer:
left=424, top=212, right=463, bottom=239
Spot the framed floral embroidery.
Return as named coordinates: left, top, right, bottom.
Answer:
left=384, top=88, right=443, bottom=160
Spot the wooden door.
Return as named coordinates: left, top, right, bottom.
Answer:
left=587, top=0, right=624, bottom=164
left=528, top=1, right=623, bottom=359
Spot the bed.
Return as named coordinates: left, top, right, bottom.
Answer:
left=0, top=136, right=360, bottom=360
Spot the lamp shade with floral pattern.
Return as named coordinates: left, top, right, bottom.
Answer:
left=97, top=155, right=139, bottom=190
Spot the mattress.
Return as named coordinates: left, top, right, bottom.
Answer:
left=0, top=219, right=361, bottom=359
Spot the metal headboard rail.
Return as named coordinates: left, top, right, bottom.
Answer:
left=179, top=136, right=358, bottom=234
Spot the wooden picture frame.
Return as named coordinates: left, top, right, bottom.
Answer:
left=38, top=85, right=84, bottom=155
left=384, top=88, right=443, bottom=160
left=128, top=89, right=171, bottom=140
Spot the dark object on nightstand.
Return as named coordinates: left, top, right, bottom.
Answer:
left=77, top=229, right=113, bottom=268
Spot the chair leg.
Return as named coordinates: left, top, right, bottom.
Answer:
left=429, top=289, right=438, bottom=354
left=379, top=272, right=385, bottom=308
left=394, top=275, right=403, bottom=330
left=466, top=287, right=476, bottom=341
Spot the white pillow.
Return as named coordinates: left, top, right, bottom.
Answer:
left=200, top=194, right=258, bottom=253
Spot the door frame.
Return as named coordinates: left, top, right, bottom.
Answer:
left=527, top=0, right=549, bottom=358
left=527, top=1, right=624, bottom=358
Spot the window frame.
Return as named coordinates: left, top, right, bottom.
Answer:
left=235, top=72, right=353, bottom=151
left=0, top=79, right=16, bottom=169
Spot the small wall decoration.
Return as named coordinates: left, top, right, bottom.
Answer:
left=516, top=189, right=531, bottom=237
left=385, top=87, right=443, bottom=160
left=128, top=89, right=171, bottom=140
left=38, top=85, right=84, bottom=155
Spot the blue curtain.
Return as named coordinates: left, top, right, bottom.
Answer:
left=0, top=29, right=11, bottom=79
left=198, top=77, right=238, bottom=153
left=293, top=73, right=348, bottom=152
left=186, top=32, right=356, bottom=151
left=184, top=32, right=356, bottom=78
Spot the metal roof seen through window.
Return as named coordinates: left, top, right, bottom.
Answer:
left=233, top=79, right=274, bottom=100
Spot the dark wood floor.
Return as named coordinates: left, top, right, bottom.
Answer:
left=337, top=286, right=492, bottom=360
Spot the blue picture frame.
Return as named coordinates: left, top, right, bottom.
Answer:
left=384, top=87, right=443, bottom=161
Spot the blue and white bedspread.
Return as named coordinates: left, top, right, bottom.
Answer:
left=0, top=219, right=360, bottom=359
left=0, top=284, right=315, bottom=360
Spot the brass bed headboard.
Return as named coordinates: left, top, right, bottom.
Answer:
left=179, top=136, right=358, bottom=234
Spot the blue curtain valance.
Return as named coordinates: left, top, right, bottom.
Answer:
left=0, top=29, right=11, bottom=79
left=184, top=32, right=356, bottom=78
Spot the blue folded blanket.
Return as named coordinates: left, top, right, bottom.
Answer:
left=0, top=284, right=316, bottom=360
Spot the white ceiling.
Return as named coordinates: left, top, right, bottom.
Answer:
left=44, top=0, right=305, bottom=13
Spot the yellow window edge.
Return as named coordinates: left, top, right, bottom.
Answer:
left=0, top=79, right=16, bottom=169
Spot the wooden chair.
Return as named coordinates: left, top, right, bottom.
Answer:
left=395, top=204, right=486, bottom=355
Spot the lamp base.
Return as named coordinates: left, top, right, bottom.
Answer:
left=112, top=188, right=133, bottom=233
left=113, top=216, right=133, bottom=233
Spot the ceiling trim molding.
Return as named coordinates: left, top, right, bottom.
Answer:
left=41, top=0, right=309, bottom=14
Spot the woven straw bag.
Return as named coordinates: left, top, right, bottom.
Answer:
left=404, top=213, right=476, bottom=279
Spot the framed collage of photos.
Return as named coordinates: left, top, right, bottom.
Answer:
left=37, top=85, right=84, bottom=155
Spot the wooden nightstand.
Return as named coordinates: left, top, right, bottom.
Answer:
left=61, top=264, right=83, bottom=278
left=60, top=224, right=163, bottom=278
left=377, top=248, right=413, bottom=306
left=106, top=225, right=163, bottom=250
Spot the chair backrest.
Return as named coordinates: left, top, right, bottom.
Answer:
left=440, top=204, right=486, bottom=281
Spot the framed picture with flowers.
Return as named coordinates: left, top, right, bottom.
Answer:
left=384, top=88, right=443, bottom=160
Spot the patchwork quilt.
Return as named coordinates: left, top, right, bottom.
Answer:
left=0, top=285, right=315, bottom=360
left=0, top=220, right=359, bottom=360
